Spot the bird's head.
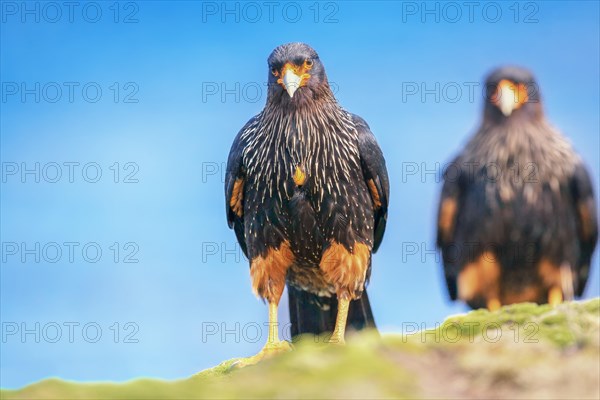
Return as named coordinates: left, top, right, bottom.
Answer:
left=484, top=66, right=542, bottom=120
left=267, top=43, right=331, bottom=105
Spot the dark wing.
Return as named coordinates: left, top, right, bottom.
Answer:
left=436, top=158, right=462, bottom=300
left=569, top=162, right=598, bottom=296
left=353, top=114, right=389, bottom=253
left=225, top=117, right=257, bottom=258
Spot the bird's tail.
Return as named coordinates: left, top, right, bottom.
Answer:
left=287, top=285, right=377, bottom=339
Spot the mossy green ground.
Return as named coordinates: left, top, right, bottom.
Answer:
left=2, top=299, right=599, bottom=399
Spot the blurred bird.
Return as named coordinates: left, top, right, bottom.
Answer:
left=437, top=66, right=598, bottom=310
left=225, top=43, right=389, bottom=364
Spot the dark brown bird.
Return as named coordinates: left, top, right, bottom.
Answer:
left=437, top=66, right=598, bottom=310
left=225, top=43, right=388, bottom=364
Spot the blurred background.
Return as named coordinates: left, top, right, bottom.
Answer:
left=1, top=0, right=598, bottom=389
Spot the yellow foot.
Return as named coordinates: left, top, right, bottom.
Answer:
left=328, top=336, right=346, bottom=345
left=487, top=298, right=501, bottom=312
left=327, top=331, right=346, bottom=345
left=548, top=287, right=563, bottom=306
left=230, top=341, right=292, bottom=369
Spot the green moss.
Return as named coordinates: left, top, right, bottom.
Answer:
left=584, top=298, right=600, bottom=314
left=410, top=298, right=600, bottom=348
left=2, top=299, right=599, bottom=400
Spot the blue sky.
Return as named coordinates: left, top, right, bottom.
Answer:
left=1, top=0, right=599, bottom=389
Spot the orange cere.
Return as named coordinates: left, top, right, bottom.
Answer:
left=493, top=79, right=529, bottom=110
left=274, top=61, right=312, bottom=89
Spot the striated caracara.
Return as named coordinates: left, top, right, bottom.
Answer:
left=225, top=43, right=389, bottom=364
left=437, top=66, right=598, bottom=310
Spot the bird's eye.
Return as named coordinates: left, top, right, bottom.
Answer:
left=271, top=68, right=278, bottom=76
left=305, top=59, right=313, bottom=68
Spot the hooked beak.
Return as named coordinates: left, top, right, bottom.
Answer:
left=498, top=83, right=516, bottom=116
left=282, top=69, right=302, bottom=98
left=276, top=62, right=310, bottom=98
left=493, top=79, right=529, bottom=116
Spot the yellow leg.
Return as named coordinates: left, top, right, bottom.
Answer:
left=265, top=302, right=281, bottom=344
left=329, top=296, right=350, bottom=344
left=232, top=302, right=291, bottom=369
left=560, top=263, right=574, bottom=302
left=487, top=298, right=501, bottom=312
left=548, top=287, right=563, bottom=306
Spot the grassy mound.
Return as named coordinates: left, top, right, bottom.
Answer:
left=2, top=299, right=599, bottom=399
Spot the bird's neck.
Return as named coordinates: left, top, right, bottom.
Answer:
left=464, top=116, right=578, bottom=192
left=266, top=89, right=339, bottom=114
left=263, top=94, right=351, bottom=140
left=254, top=94, right=360, bottom=190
